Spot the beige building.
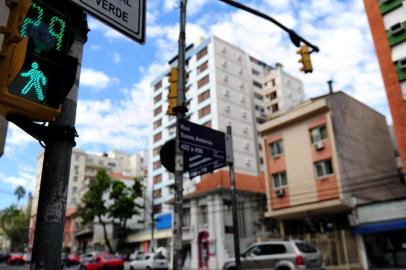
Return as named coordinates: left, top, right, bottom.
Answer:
left=29, top=149, right=148, bottom=252
left=259, top=91, right=406, bottom=270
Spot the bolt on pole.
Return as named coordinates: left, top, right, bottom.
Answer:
left=30, top=13, right=86, bottom=270
left=173, top=0, right=187, bottom=269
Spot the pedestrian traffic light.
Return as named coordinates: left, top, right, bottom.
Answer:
left=0, top=0, right=78, bottom=121
left=297, top=45, right=313, bottom=73
left=167, top=67, right=178, bottom=115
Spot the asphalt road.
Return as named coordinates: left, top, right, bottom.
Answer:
left=0, top=262, right=131, bottom=270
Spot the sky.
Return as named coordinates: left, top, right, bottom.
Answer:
left=0, top=0, right=389, bottom=210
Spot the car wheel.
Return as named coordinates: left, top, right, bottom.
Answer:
left=145, top=267, right=151, bottom=270
left=79, top=266, right=86, bottom=270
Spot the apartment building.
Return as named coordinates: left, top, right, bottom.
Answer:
left=259, top=91, right=406, bottom=269
left=364, top=0, right=406, bottom=178
left=29, top=149, right=148, bottom=252
left=148, top=36, right=304, bottom=249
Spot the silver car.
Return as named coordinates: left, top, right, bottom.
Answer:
left=223, top=240, right=325, bottom=270
left=129, top=252, right=168, bottom=270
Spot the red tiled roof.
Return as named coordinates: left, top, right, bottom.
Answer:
left=185, top=170, right=265, bottom=199
left=110, top=172, right=135, bottom=180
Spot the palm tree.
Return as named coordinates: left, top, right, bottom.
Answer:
left=14, top=186, right=26, bottom=202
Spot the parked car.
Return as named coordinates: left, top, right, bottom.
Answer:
left=64, top=253, right=81, bottom=266
left=128, top=251, right=144, bottom=261
left=223, top=240, right=325, bottom=270
left=0, top=252, right=9, bottom=263
left=7, top=253, right=25, bottom=265
left=79, top=253, right=124, bottom=270
left=129, top=252, right=168, bottom=270
left=23, top=253, right=31, bottom=263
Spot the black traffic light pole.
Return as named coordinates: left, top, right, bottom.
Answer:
left=30, top=12, right=87, bottom=270
left=218, top=0, right=319, bottom=52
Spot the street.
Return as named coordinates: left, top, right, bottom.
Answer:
left=0, top=262, right=132, bottom=270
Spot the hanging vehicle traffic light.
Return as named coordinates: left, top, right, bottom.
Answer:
left=297, top=44, right=313, bottom=74
left=0, top=0, right=78, bottom=121
left=167, top=67, right=178, bottom=115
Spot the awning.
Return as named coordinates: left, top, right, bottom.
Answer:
left=353, top=219, right=406, bottom=235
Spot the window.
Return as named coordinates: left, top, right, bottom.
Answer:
left=153, top=161, right=161, bottom=170
left=254, top=93, right=263, bottom=100
left=153, top=189, right=162, bottom=199
left=269, top=140, right=283, bottom=157
left=271, top=103, right=279, bottom=113
left=253, top=81, right=262, bottom=88
left=198, top=205, right=208, bottom=225
left=196, top=47, right=208, bottom=61
left=153, top=132, right=162, bottom=143
left=153, top=106, right=162, bottom=116
left=153, top=204, right=162, bottom=214
left=252, top=69, right=260, bottom=76
left=197, top=75, right=209, bottom=88
left=153, top=146, right=161, bottom=156
left=198, top=105, right=211, bottom=118
left=182, top=208, right=191, bottom=228
left=271, top=79, right=276, bottom=86
left=73, top=176, right=78, bottom=182
left=310, top=125, right=327, bottom=143
left=272, top=172, right=287, bottom=188
left=197, top=61, right=208, bottom=74
left=153, top=93, right=162, bottom=104
left=153, top=174, right=162, bottom=185
left=270, top=91, right=277, bottom=100
left=203, top=121, right=211, bottom=128
left=314, top=159, right=334, bottom=178
left=154, top=80, right=162, bottom=91
left=153, top=119, right=162, bottom=129
left=198, top=90, right=210, bottom=103
left=296, top=242, right=317, bottom=253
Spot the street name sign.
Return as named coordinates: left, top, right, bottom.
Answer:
left=179, top=119, right=227, bottom=178
left=70, top=0, right=146, bottom=43
left=179, top=119, right=226, bottom=161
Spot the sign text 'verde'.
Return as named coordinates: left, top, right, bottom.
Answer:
left=96, top=0, right=130, bottom=23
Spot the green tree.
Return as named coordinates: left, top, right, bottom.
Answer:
left=76, top=169, right=114, bottom=253
left=14, top=186, right=25, bottom=202
left=76, top=170, right=144, bottom=253
left=109, top=177, right=143, bottom=250
left=0, top=205, right=30, bottom=251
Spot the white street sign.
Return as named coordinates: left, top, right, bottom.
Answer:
left=70, top=0, right=146, bottom=44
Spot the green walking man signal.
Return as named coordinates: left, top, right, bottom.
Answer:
left=20, top=61, right=47, bottom=102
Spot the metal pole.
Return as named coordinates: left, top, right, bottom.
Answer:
left=173, top=0, right=187, bottom=269
left=151, top=189, right=155, bottom=252
left=30, top=13, right=86, bottom=270
left=226, top=126, right=241, bottom=270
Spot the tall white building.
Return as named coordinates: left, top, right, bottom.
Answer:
left=148, top=35, right=304, bottom=246
left=29, top=148, right=148, bottom=252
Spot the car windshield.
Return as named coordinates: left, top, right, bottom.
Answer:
left=296, top=242, right=317, bottom=253
left=154, top=253, right=166, bottom=259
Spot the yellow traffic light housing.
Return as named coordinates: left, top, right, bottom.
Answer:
left=167, top=67, right=178, bottom=115
left=0, top=0, right=78, bottom=122
left=297, top=45, right=313, bottom=73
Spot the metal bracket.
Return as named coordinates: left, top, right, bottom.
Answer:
left=7, top=115, right=78, bottom=146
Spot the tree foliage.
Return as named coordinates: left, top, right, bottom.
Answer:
left=14, top=186, right=26, bottom=202
left=0, top=205, right=30, bottom=251
left=76, top=170, right=144, bottom=253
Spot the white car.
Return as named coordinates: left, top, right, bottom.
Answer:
left=130, top=252, right=168, bottom=270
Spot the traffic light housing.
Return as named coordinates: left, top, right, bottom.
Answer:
left=167, top=67, right=178, bottom=115
left=297, top=45, right=313, bottom=73
left=0, top=0, right=78, bottom=121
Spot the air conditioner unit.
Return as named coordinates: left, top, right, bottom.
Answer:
left=314, top=141, right=325, bottom=151
left=275, top=188, right=285, bottom=198
left=399, top=57, right=406, bottom=69
left=390, top=23, right=405, bottom=35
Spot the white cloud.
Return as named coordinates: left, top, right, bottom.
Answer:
left=0, top=167, right=36, bottom=193
left=80, top=68, right=120, bottom=90
left=4, top=123, right=34, bottom=157
left=87, top=18, right=129, bottom=42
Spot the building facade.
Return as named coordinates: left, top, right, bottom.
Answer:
left=148, top=35, right=304, bottom=249
left=29, top=149, right=148, bottom=252
left=364, top=0, right=406, bottom=178
left=259, top=92, right=406, bottom=270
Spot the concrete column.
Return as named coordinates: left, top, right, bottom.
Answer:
left=213, top=194, right=226, bottom=268
left=207, top=195, right=218, bottom=269
left=190, top=200, right=199, bottom=269
left=356, top=235, right=369, bottom=270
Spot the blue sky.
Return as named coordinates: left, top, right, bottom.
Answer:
left=0, top=0, right=389, bottom=210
